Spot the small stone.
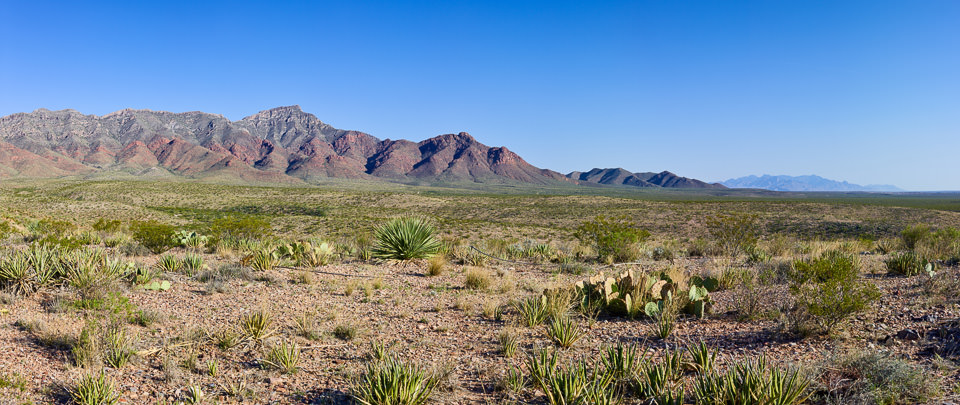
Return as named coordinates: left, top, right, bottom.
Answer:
left=896, top=329, right=921, bottom=341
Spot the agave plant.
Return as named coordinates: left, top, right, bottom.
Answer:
left=371, top=217, right=441, bottom=260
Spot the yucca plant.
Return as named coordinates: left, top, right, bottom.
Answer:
left=263, top=341, right=301, bottom=374
left=0, top=252, right=36, bottom=296
left=516, top=295, right=550, bottom=327
left=766, top=366, right=811, bottom=405
left=27, top=244, right=63, bottom=285
left=498, top=328, right=519, bottom=358
left=103, top=325, right=133, bottom=368
left=526, top=348, right=613, bottom=405
left=239, top=310, right=275, bottom=340
left=155, top=254, right=181, bottom=273
left=181, top=253, right=204, bottom=275
left=650, top=310, right=676, bottom=340
left=353, top=357, right=436, bottom=405
left=686, top=340, right=717, bottom=373
left=500, top=366, right=527, bottom=394
left=72, top=372, right=119, bottom=405
left=602, top=342, right=642, bottom=381
left=885, top=251, right=927, bottom=276
left=546, top=315, right=586, bottom=348
left=371, top=217, right=441, bottom=260
left=248, top=249, right=278, bottom=271
left=302, top=241, right=335, bottom=267
left=183, top=384, right=205, bottom=404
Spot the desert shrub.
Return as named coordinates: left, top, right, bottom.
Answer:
left=92, top=218, right=123, bottom=233
left=885, top=251, right=929, bottom=276
left=130, top=220, right=176, bottom=254
left=0, top=220, right=14, bottom=241
left=372, top=217, right=441, bottom=260
left=916, top=227, right=960, bottom=261
left=815, top=350, right=939, bottom=405
left=705, top=213, right=759, bottom=256
left=353, top=356, right=436, bottom=405
left=210, top=216, right=271, bottom=240
left=574, top=215, right=649, bottom=263
left=787, top=251, right=880, bottom=335
left=900, top=224, right=931, bottom=250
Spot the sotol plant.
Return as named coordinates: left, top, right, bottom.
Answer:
left=371, top=217, right=441, bottom=260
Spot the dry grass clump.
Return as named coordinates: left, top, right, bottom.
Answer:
left=463, top=267, right=492, bottom=290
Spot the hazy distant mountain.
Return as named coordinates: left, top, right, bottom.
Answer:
left=721, top=175, right=903, bottom=192
left=568, top=168, right=726, bottom=189
left=0, top=106, right=571, bottom=185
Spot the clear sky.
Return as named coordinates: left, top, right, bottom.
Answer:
left=2, top=1, right=958, bottom=190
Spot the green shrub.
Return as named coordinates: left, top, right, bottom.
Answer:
left=705, top=213, right=759, bottom=256
left=131, top=220, right=176, bottom=254
left=900, top=224, right=931, bottom=250
left=353, top=357, right=436, bottom=405
left=210, top=216, right=272, bottom=240
left=371, top=217, right=441, bottom=260
left=788, top=251, right=880, bottom=335
left=885, top=251, right=929, bottom=276
left=574, top=215, right=649, bottom=263
left=92, top=218, right=123, bottom=233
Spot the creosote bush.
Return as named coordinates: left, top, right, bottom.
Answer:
left=574, top=215, right=649, bottom=263
left=130, top=220, right=176, bottom=254
left=372, top=217, right=441, bottom=260
left=787, top=251, right=880, bottom=335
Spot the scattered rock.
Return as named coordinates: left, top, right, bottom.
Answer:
left=897, top=329, right=922, bottom=341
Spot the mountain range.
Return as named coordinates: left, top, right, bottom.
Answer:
left=0, top=106, right=721, bottom=190
left=721, top=175, right=903, bottom=192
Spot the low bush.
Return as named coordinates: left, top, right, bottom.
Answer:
left=574, top=215, right=649, bottom=263
left=787, top=251, right=880, bottom=335
left=131, top=220, right=176, bottom=254
left=814, top=350, right=940, bottom=404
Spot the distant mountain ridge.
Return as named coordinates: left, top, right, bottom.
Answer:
left=0, top=106, right=720, bottom=189
left=721, top=174, right=903, bottom=192
left=0, top=106, right=569, bottom=185
left=568, top=168, right=725, bottom=189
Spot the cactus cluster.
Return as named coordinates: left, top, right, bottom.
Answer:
left=574, top=270, right=718, bottom=319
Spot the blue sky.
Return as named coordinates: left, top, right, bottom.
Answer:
left=2, top=1, right=958, bottom=190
